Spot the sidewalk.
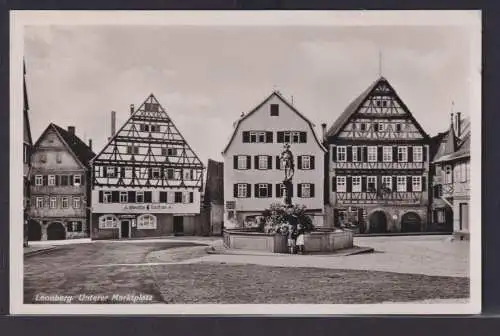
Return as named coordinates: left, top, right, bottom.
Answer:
left=24, top=245, right=58, bottom=257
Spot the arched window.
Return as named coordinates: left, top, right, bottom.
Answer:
left=99, top=215, right=118, bottom=229
left=137, top=214, right=157, bottom=229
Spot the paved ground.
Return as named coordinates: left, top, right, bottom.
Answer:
left=23, top=235, right=470, bottom=304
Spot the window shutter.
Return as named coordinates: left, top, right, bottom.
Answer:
left=148, top=168, right=152, bottom=178
left=233, top=184, right=238, bottom=198
left=422, top=176, right=427, bottom=191
left=290, top=184, right=294, bottom=197
left=254, top=156, right=259, bottom=170
left=189, top=192, right=194, bottom=203
left=120, top=167, right=125, bottom=177
left=331, top=146, right=336, bottom=162
left=362, top=176, right=367, bottom=192
left=246, top=156, right=251, bottom=169
left=423, top=146, right=428, bottom=162
left=392, top=146, right=398, bottom=162
left=276, top=156, right=281, bottom=169
left=42, top=175, right=47, bottom=186
left=267, top=184, right=272, bottom=197
left=407, top=176, right=412, bottom=192
left=378, top=146, right=383, bottom=162
left=297, top=156, right=303, bottom=169
left=80, top=175, right=85, bottom=186
left=145, top=191, right=152, bottom=203
left=300, top=132, right=307, bottom=143
left=332, top=177, right=336, bottom=192
left=111, top=191, right=119, bottom=203
left=277, top=131, right=284, bottom=143
left=347, top=147, right=352, bottom=162
left=246, top=184, right=251, bottom=197
left=266, top=132, right=273, bottom=143
left=103, top=167, right=108, bottom=177
left=310, top=156, right=315, bottom=170
left=346, top=177, right=352, bottom=192
left=128, top=191, right=136, bottom=203
left=160, top=168, right=165, bottom=178
left=55, top=175, right=60, bottom=186
left=276, top=184, right=282, bottom=198
left=31, top=175, right=35, bottom=185
left=297, top=184, right=302, bottom=198
left=254, top=184, right=259, bottom=198
left=392, top=176, right=397, bottom=190
left=363, top=147, right=368, bottom=162
left=358, top=147, right=362, bottom=161
left=99, top=191, right=103, bottom=203
left=310, top=184, right=315, bottom=198
left=267, top=156, right=272, bottom=169
left=242, top=131, right=250, bottom=143
left=69, top=175, right=74, bottom=186
left=408, top=146, right=413, bottom=163
left=233, top=156, right=238, bottom=169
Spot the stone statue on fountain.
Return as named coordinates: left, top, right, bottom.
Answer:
left=280, top=143, right=295, bottom=206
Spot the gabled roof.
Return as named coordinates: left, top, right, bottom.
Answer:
left=441, top=122, right=458, bottom=156
left=432, top=116, right=471, bottom=163
left=23, top=60, right=32, bottom=145
left=325, top=76, right=429, bottom=140
left=222, top=91, right=327, bottom=154
left=35, top=123, right=95, bottom=167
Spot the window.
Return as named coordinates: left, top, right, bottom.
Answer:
left=398, top=146, right=408, bottom=162
left=376, top=100, right=381, bottom=107
left=73, top=175, right=82, bottom=186
left=36, top=197, right=44, bottom=208
left=292, top=132, right=300, bottom=143
left=35, top=175, right=43, bottom=186
left=368, top=146, right=377, bottom=162
left=174, top=192, right=183, bottom=203
left=140, top=124, right=150, bottom=132
left=373, top=123, right=379, bottom=132
left=238, top=155, right=248, bottom=170
left=152, top=168, right=161, bottom=178
left=174, top=169, right=182, bottom=180
left=444, top=165, right=452, bottom=184
left=150, top=124, right=160, bottom=132
left=39, top=153, right=47, bottom=163
left=103, top=191, right=112, bottom=204
left=284, top=132, right=291, bottom=143
left=249, top=131, right=266, bottom=143
left=49, top=197, right=57, bottom=209
left=137, top=214, right=157, bottom=229
left=337, top=146, right=347, bottom=162
left=367, top=176, right=377, bottom=192
left=382, top=100, right=388, bottom=107
left=413, top=146, right=423, bottom=162
left=412, top=176, right=422, bottom=192
left=167, top=191, right=175, bottom=204
left=336, top=176, right=346, bottom=192
left=352, top=176, right=362, bottom=192
left=360, top=123, right=366, bottom=131
left=106, top=167, right=116, bottom=178
left=302, top=155, right=311, bottom=169
left=119, top=192, right=128, bottom=203
left=166, top=168, right=174, bottom=179
left=167, top=148, right=177, bottom=156
left=136, top=191, right=144, bottom=203
left=382, top=176, right=392, bottom=191
left=270, top=104, right=279, bottom=116
left=182, top=192, right=191, bottom=204
left=383, top=146, right=392, bottom=162
left=378, top=123, right=384, bottom=132
left=68, top=221, right=82, bottom=232
left=397, top=176, right=407, bottom=192
left=61, top=197, right=69, bottom=209
left=352, top=146, right=358, bottom=162
left=301, top=183, right=311, bottom=198
left=72, top=197, right=81, bottom=208
left=396, top=123, right=402, bottom=132
left=259, top=156, right=268, bottom=170
left=183, top=169, right=191, bottom=180
left=237, top=184, right=248, bottom=198
left=258, top=183, right=270, bottom=198
left=48, top=175, right=55, bottom=186
left=99, top=215, right=118, bottom=229
left=127, top=145, right=139, bottom=155
left=280, top=131, right=305, bottom=144
left=352, top=123, right=357, bottom=131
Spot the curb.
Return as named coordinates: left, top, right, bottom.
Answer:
left=24, top=246, right=59, bottom=258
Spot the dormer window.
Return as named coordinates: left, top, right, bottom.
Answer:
left=270, top=104, right=279, bottom=116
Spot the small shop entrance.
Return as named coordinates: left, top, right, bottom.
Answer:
left=173, top=216, right=184, bottom=235
left=120, top=220, right=131, bottom=239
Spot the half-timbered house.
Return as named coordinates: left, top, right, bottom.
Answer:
left=29, top=124, right=95, bottom=240
left=90, top=94, right=205, bottom=239
left=325, top=77, right=431, bottom=233
left=222, top=91, right=327, bottom=228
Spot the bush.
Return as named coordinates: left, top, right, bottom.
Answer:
left=260, top=203, right=314, bottom=234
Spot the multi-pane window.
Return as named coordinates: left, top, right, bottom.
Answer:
left=174, top=169, right=182, bottom=180
left=73, top=197, right=81, bottom=208
left=352, top=146, right=358, bottom=162
left=378, top=123, right=384, bottom=132
left=258, top=184, right=270, bottom=198
left=68, top=221, right=82, bottom=232
left=127, top=145, right=139, bottom=155
left=398, top=146, right=408, bottom=162
left=61, top=197, right=69, bottom=209
left=137, top=214, right=157, bottom=229
left=49, top=197, right=57, bottom=209
left=48, top=175, right=55, bottom=186
left=99, top=215, right=118, bottom=229
left=73, top=175, right=82, bottom=186
left=259, top=156, right=268, bottom=170
left=302, top=155, right=311, bottom=169
left=367, top=176, right=377, bottom=192
left=183, top=169, right=191, bottom=180
left=238, top=155, right=248, bottom=169
left=103, top=191, right=112, bottom=204
left=36, top=197, right=44, bottom=208
left=167, top=148, right=177, bottom=156
left=352, top=176, right=362, bottom=192
left=35, top=175, right=43, bottom=186
left=383, top=146, right=392, bottom=162
left=413, top=146, right=423, bottom=162
left=412, top=176, right=422, bottom=192
left=119, top=192, right=128, bottom=203
left=336, top=176, right=346, bottom=192
left=166, top=168, right=174, bottom=179
left=382, top=176, right=392, bottom=191
left=301, top=183, right=311, bottom=198
left=106, top=167, right=117, bottom=178
left=237, top=184, right=248, bottom=198
left=397, top=176, right=407, bottom=192
left=337, top=146, right=347, bottom=162
left=249, top=131, right=266, bottom=143
left=152, top=168, right=161, bottom=178
left=136, top=191, right=144, bottom=203
left=367, top=146, right=377, bottom=162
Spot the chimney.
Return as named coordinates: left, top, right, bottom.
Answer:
left=111, top=111, right=116, bottom=137
left=130, top=104, right=135, bottom=115
left=321, top=123, right=327, bottom=140
left=67, top=126, right=75, bottom=135
left=455, top=112, right=462, bottom=137
left=88, top=139, right=92, bottom=150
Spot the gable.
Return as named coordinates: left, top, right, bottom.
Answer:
left=326, top=77, right=429, bottom=142
left=32, top=127, right=82, bottom=170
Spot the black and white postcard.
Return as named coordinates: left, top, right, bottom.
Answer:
left=10, top=10, right=481, bottom=314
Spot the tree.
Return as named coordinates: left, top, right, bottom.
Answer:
left=260, top=203, right=314, bottom=233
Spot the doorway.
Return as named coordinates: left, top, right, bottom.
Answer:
left=369, top=211, right=387, bottom=233
left=401, top=212, right=422, bottom=233
left=120, top=220, right=131, bottom=239
left=28, top=219, right=42, bottom=241
left=173, top=216, right=184, bottom=235
left=47, top=222, right=66, bottom=240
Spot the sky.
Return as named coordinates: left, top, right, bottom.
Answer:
left=24, top=25, right=473, bottom=164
